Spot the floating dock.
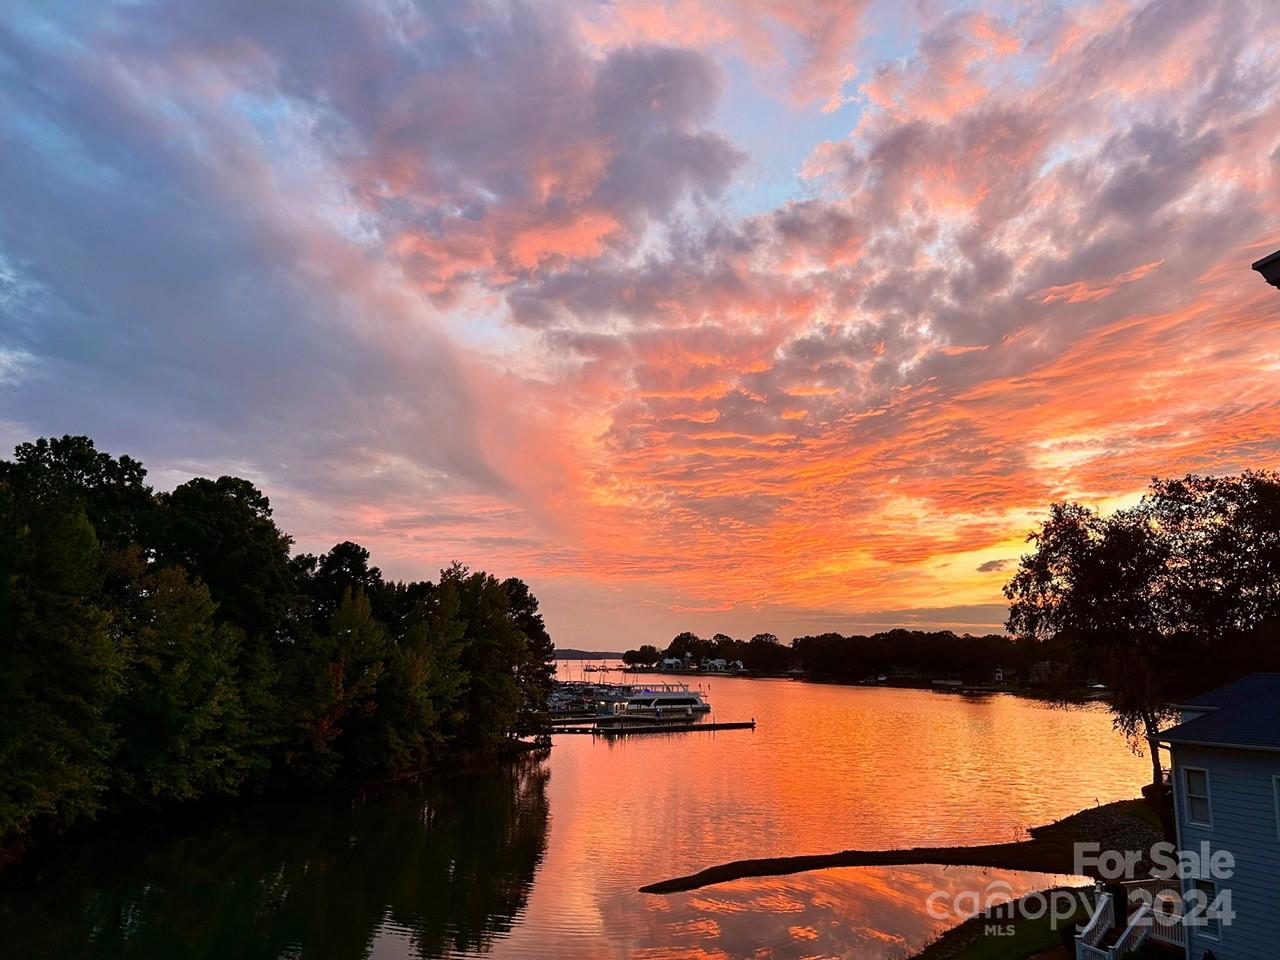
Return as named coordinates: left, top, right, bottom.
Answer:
left=551, top=719, right=756, bottom=736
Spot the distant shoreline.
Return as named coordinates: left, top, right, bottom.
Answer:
left=557, top=661, right=1108, bottom=706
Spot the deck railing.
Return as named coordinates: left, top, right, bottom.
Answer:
left=1074, top=880, right=1188, bottom=958
left=1119, top=877, right=1186, bottom=948
left=1111, top=903, right=1152, bottom=955
left=1075, top=890, right=1114, bottom=960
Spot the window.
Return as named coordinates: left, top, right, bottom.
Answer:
left=1274, top=776, right=1280, bottom=841
left=1190, top=878, right=1221, bottom=939
left=1184, top=767, right=1212, bottom=825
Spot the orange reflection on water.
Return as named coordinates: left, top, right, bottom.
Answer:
left=475, top=674, right=1146, bottom=959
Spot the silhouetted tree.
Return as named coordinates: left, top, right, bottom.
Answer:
left=1006, top=472, right=1280, bottom=790
left=621, top=644, right=661, bottom=667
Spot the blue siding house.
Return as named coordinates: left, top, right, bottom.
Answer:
left=1159, top=673, right=1280, bottom=960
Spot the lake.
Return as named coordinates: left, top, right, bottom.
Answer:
left=0, top=669, right=1149, bottom=959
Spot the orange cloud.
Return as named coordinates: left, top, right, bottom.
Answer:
left=1029, top=259, right=1166, bottom=304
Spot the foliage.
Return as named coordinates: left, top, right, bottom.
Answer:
left=0, top=436, right=555, bottom=844
left=626, top=627, right=1034, bottom=680
left=109, top=564, right=250, bottom=803
left=1005, top=471, right=1280, bottom=787
left=621, top=644, right=661, bottom=667
left=790, top=628, right=1026, bottom=682
left=0, top=492, right=123, bottom=836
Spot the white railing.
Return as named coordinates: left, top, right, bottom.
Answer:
left=1120, top=877, right=1186, bottom=948
left=1120, top=877, right=1180, bottom=903
left=1075, top=882, right=1190, bottom=959
left=1075, top=891, right=1114, bottom=960
left=1149, top=907, right=1186, bottom=948
left=1112, top=903, right=1152, bottom=955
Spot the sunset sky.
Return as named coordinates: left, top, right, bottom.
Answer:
left=2, top=0, right=1279, bottom=649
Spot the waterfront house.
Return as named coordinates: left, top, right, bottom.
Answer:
left=1159, top=673, right=1280, bottom=959
left=1076, top=674, right=1280, bottom=960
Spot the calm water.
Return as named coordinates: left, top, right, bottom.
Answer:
left=0, top=670, right=1149, bottom=959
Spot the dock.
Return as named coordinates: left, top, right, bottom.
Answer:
left=551, top=719, right=756, bottom=736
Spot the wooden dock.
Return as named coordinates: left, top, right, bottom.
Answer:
left=551, top=719, right=756, bottom=736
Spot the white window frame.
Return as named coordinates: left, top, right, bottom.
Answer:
left=1183, top=766, right=1212, bottom=827
left=1190, top=877, right=1221, bottom=940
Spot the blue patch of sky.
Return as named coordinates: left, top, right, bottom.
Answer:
left=710, top=0, right=928, bottom=218
left=712, top=54, right=862, bottom=217
left=0, top=99, right=122, bottom=190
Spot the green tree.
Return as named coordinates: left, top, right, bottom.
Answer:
left=110, top=566, right=249, bottom=803
left=153, top=477, right=296, bottom=639
left=310, top=541, right=383, bottom=621
left=503, top=577, right=555, bottom=736
left=364, top=586, right=467, bottom=774
left=446, top=566, right=524, bottom=749
left=0, top=436, right=151, bottom=551
left=0, top=436, right=558, bottom=847
left=0, top=494, right=123, bottom=836
left=281, top=588, right=387, bottom=781
left=152, top=476, right=293, bottom=769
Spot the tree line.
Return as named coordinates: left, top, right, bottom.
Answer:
left=0, top=436, right=555, bottom=846
left=622, top=628, right=1037, bottom=680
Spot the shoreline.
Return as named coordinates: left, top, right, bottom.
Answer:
left=639, top=798, right=1162, bottom=894
left=561, top=662, right=1109, bottom=706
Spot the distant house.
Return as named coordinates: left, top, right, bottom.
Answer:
left=1030, top=659, right=1054, bottom=682
left=660, top=657, right=683, bottom=672
left=704, top=658, right=727, bottom=672
left=1156, top=673, right=1280, bottom=960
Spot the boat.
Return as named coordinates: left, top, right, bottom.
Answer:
left=614, top=684, right=711, bottom=717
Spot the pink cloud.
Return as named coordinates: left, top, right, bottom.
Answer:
left=1029, top=258, right=1166, bottom=304
left=9, top=0, right=1280, bottom=649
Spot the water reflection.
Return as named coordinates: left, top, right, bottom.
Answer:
left=0, top=756, right=550, bottom=960
left=1, top=678, right=1148, bottom=959
left=608, top=865, right=1085, bottom=960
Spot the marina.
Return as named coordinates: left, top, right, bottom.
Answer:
left=548, top=678, right=756, bottom=736
left=552, top=719, right=757, bottom=736
left=549, top=679, right=713, bottom=716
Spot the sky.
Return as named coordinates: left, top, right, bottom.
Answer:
left=2, top=0, right=1279, bottom=651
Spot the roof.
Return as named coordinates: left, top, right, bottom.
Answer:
left=1160, top=673, right=1280, bottom=752
left=1252, top=249, right=1280, bottom=271
left=1177, top=672, right=1280, bottom=710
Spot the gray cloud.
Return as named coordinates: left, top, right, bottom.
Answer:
left=977, top=559, right=1013, bottom=574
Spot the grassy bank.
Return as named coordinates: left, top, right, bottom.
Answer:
left=910, top=886, right=1091, bottom=960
